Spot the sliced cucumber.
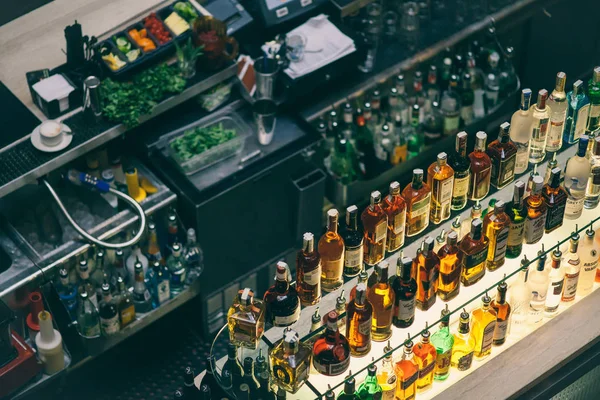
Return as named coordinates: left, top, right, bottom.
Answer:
left=126, top=49, right=141, bottom=62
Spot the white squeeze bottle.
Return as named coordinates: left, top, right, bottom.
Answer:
left=35, top=311, right=65, bottom=375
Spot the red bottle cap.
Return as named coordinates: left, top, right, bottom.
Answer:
left=26, top=291, right=44, bottom=332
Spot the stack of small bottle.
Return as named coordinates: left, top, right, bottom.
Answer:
left=55, top=208, right=204, bottom=338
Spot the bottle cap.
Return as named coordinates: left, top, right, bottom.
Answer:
left=482, top=293, right=491, bottom=304
left=283, top=329, right=300, bottom=350
left=437, top=152, right=448, bottom=164
left=116, top=249, right=124, bottom=258
left=343, top=374, right=356, bottom=394
left=367, top=362, right=377, bottom=375
left=326, top=311, right=339, bottom=330
left=172, top=243, right=181, bottom=255
left=336, top=289, right=346, bottom=309
left=470, top=218, right=483, bottom=238
left=446, top=230, right=458, bottom=245
left=184, top=366, right=195, bottom=385
left=302, top=232, right=315, bottom=252
left=513, top=180, right=526, bottom=204
left=499, top=122, right=510, bottom=140
left=436, top=229, right=446, bottom=245
left=460, top=308, right=469, bottom=322
left=537, top=89, right=548, bottom=108
left=134, top=257, right=143, bottom=272
left=422, top=236, right=435, bottom=255
left=550, top=167, right=562, bottom=187
left=389, top=181, right=401, bottom=195
left=578, top=135, right=589, bottom=157
left=354, top=283, right=367, bottom=304
left=370, top=191, right=382, bottom=205
left=327, top=208, right=339, bottom=219
left=555, top=72, right=567, bottom=91
left=494, top=200, right=506, bottom=214
left=475, top=131, right=487, bottom=146
left=59, top=268, right=69, bottom=279
left=276, top=262, right=288, bottom=280
left=238, top=288, right=254, bottom=306
left=101, top=283, right=110, bottom=294
left=79, top=259, right=88, bottom=271
left=243, top=357, right=254, bottom=372
left=594, top=66, right=600, bottom=83
left=532, top=176, right=544, bottom=193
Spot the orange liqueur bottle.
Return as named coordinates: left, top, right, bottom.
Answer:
left=362, top=191, right=388, bottom=265
left=296, top=232, right=322, bottom=306
left=436, top=231, right=461, bottom=301
left=383, top=181, right=407, bottom=252
left=427, top=152, right=455, bottom=224
left=319, top=209, right=345, bottom=292
left=394, top=336, right=419, bottom=400
left=413, top=324, right=438, bottom=392
left=415, top=237, right=440, bottom=311
left=402, top=169, right=432, bottom=237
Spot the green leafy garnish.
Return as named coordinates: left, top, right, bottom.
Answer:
left=170, top=122, right=237, bottom=161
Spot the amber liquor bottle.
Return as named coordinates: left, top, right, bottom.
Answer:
left=524, top=176, right=547, bottom=244
left=319, top=209, right=345, bottom=292
left=459, top=219, right=489, bottom=286
left=362, top=191, right=388, bottom=266
left=312, top=311, right=351, bottom=376
left=394, top=336, right=419, bottom=400
left=506, top=180, right=527, bottom=259
left=413, top=324, right=437, bottom=392
left=367, top=261, right=395, bottom=341
left=402, top=169, right=432, bottom=237
left=437, top=231, right=461, bottom=301
left=391, top=256, right=417, bottom=328
left=296, top=233, right=322, bottom=306
left=415, top=237, right=440, bottom=311
left=427, top=152, right=455, bottom=224
left=490, top=280, right=511, bottom=346
left=383, top=181, right=407, bottom=252
left=471, top=294, right=497, bottom=359
left=468, top=131, right=492, bottom=201
left=263, top=262, right=301, bottom=327
left=487, top=122, right=517, bottom=189
left=543, top=167, right=568, bottom=233
left=342, top=206, right=364, bottom=277
left=449, top=131, right=471, bottom=210
left=482, top=200, right=510, bottom=271
left=346, top=283, right=373, bottom=357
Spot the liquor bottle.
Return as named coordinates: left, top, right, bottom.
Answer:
left=362, top=191, right=388, bottom=266
left=383, top=182, right=407, bottom=252
left=257, top=352, right=276, bottom=400
left=449, top=132, right=471, bottom=211
left=468, top=131, right=492, bottom=201
left=337, top=375, right=359, bottom=400
left=319, top=209, right=345, bottom=292
left=585, top=67, right=600, bottom=136
left=201, top=356, right=231, bottom=399
left=132, top=258, right=153, bottom=313
left=425, top=65, right=441, bottom=111
left=78, top=260, right=98, bottom=307
left=355, top=107, right=378, bottom=179
left=528, top=249, right=549, bottom=325
left=394, top=336, right=419, bottom=400
left=585, top=137, right=600, bottom=209
left=269, top=329, right=312, bottom=393
left=460, top=72, right=475, bottom=126
left=126, top=240, right=149, bottom=280
left=183, top=228, right=204, bottom=278
left=545, top=244, right=565, bottom=316
left=433, top=229, right=446, bottom=253
left=166, top=243, right=187, bottom=296
left=350, top=270, right=368, bottom=301
left=451, top=309, right=475, bottom=371
left=427, top=152, right=455, bottom=224
left=373, top=345, right=395, bottom=400
left=222, top=344, right=244, bottom=392
left=336, top=290, right=348, bottom=333
left=437, top=231, right=461, bottom=301
left=346, top=283, right=373, bottom=357
left=488, top=122, right=517, bottom=189
left=506, top=181, right=527, bottom=258
left=367, top=261, right=395, bottom=341
left=90, top=248, right=110, bottom=297
left=357, top=361, right=383, bottom=399
left=430, top=306, right=454, bottom=381
left=407, top=104, right=424, bottom=159
left=146, top=219, right=163, bottom=263
left=402, top=169, right=431, bottom=237
left=412, top=71, right=426, bottom=119
left=546, top=72, right=568, bottom=151
left=227, top=288, right=265, bottom=349
left=483, top=200, right=510, bottom=271
left=524, top=176, right=547, bottom=245
left=310, top=307, right=322, bottom=333
left=562, top=228, right=581, bottom=302
left=77, top=291, right=101, bottom=337
left=264, top=262, right=301, bottom=327
left=151, top=260, right=171, bottom=306
left=113, top=249, right=128, bottom=287
left=312, top=311, right=351, bottom=376
left=577, top=225, right=599, bottom=296
left=564, top=136, right=591, bottom=219
left=415, top=237, right=440, bottom=311
left=543, top=153, right=558, bottom=186
left=98, top=283, right=120, bottom=336
left=56, top=268, right=77, bottom=318
left=115, top=276, right=135, bottom=328
left=471, top=293, right=497, bottom=360
left=564, top=80, right=589, bottom=145
left=413, top=324, right=437, bottom=392
left=183, top=367, right=200, bottom=399
left=528, top=89, right=550, bottom=164
left=389, top=86, right=409, bottom=128
left=166, top=210, right=179, bottom=249
left=466, top=202, right=483, bottom=237
left=485, top=52, right=501, bottom=109
left=396, top=74, right=411, bottom=124
left=441, top=74, right=462, bottom=136
left=525, top=164, right=540, bottom=199
left=490, top=280, right=511, bottom=345
left=543, top=167, right=568, bottom=232
left=508, top=257, right=532, bottom=337
left=459, top=219, right=489, bottom=286
left=240, top=357, right=260, bottom=398
left=296, top=233, right=322, bottom=306
left=391, top=256, right=417, bottom=328
left=340, top=208, right=362, bottom=279
left=510, top=89, right=534, bottom=174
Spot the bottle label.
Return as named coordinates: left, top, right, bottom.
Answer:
left=545, top=202, right=566, bottom=231
left=100, top=314, right=120, bottom=335
left=382, top=388, right=395, bottom=400
left=120, top=305, right=136, bottom=326
left=524, top=214, right=547, bottom=244
left=551, top=278, right=564, bottom=295
left=313, top=356, right=350, bottom=376
left=375, top=220, right=387, bottom=243
left=507, top=220, right=525, bottom=246
left=393, top=209, right=407, bottom=235
left=303, top=266, right=322, bottom=286
left=480, top=321, right=496, bottom=354
left=547, top=118, right=565, bottom=148
left=402, top=371, right=418, bottom=390
left=82, top=323, right=101, bottom=337
left=463, top=247, right=488, bottom=272
left=434, top=350, right=451, bottom=376
left=588, top=104, right=600, bottom=131
left=470, top=166, right=491, bottom=199
left=433, top=176, right=454, bottom=205
left=461, top=105, right=474, bottom=125
left=358, top=318, right=372, bottom=336
left=410, top=193, right=431, bottom=218
left=418, top=360, right=436, bottom=378
left=582, top=258, right=599, bottom=275
left=565, top=197, right=584, bottom=218
left=491, top=227, right=509, bottom=263
left=493, top=319, right=508, bottom=342
left=443, top=115, right=460, bottom=135
left=273, top=365, right=292, bottom=384
left=575, top=104, right=590, bottom=139
left=323, top=258, right=344, bottom=279
left=274, top=305, right=301, bottom=326
left=562, top=269, right=580, bottom=300
left=157, top=280, right=171, bottom=304
left=491, top=153, right=516, bottom=188
left=515, top=146, right=529, bottom=173
left=452, top=174, right=470, bottom=198
left=395, top=298, right=415, bottom=321
left=586, top=167, right=600, bottom=197
left=457, top=352, right=473, bottom=371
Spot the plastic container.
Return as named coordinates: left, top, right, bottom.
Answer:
left=167, top=112, right=250, bottom=175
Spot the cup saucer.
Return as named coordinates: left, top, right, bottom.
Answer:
left=31, top=123, right=73, bottom=152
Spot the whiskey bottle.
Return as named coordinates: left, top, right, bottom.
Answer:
left=346, top=283, right=373, bottom=357
left=312, top=311, right=351, bottom=376
left=449, top=131, right=471, bottom=211
left=391, top=256, right=417, bottom=328
left=510, top=89, right=534, bottom=174
left=459, top=219, right=489, bottom=286
left=468, top=131, right=492, bottom=201
left=546, top=72, right=568, bottom=152
left=543, top=167, right=568, bottom=233
left=437, top=231, right=461, bottom=301
left=394, top=336, right=419, bottom=400
left=528, top=249, right=549, bottom=325
left=296, top=233, right=322, bottom=306
left=382, top=182, right=407, bottom=252
left=528, top=89, right=551, bottom=164
left=488, top=122, right=517, bottom=189
left=402, top=169, right=432, bottom=237
left=115, top=276, right=135, bottom=328
left=562, top=228, right=581, bottom=302
left=415, top=237, right=440, bottom=311
left=427, top=152, right=455, bottom=224
left=356, top=361, right=383, bottom=399
left=506, top=180, right=527, bottom=258
left=431, top=306, right=454, bottom=381
left=362, top=191, right=388, bottom=266
left=483, top=200, right=510, bottom=271
left=269, top=329, right=312, bottom=393
left=337, top=374, right=359, bottom=400
left=577, top=224, right=599, bottom=296
left=319, top=209, right=345, bottom=292
left=490, top=280, right=511, bottom=345
left=132, top=258, right=153, bottom=313
left=222, top=343, right=244, bottom=392
left=564, top=136, right=591, bottom=219
left=524, top=176, right=547, bottom=244
left=367, top=261, right=395, bottom=341
left=545, top=244, right=565, bottom=316
left=377, top=341, right=397, bottom=400
left=227, top=288, right=266, bottom=350
left=349, top=269, right=368, bottom=301
left=98, top=283, right=120, bottom=336
left=413, top=324, right=437, bottom=392
left=585, top=137, right=600, bottom=209
left=471, top=293, right=497, bottom=360
left=451, top=309, right=475, bottom=371
left=264, top=262, right=301, bottom=327
left=342, top=206, right=364, bottom=277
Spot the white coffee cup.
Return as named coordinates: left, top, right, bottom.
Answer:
left=39, top=120, right=65, bottom=147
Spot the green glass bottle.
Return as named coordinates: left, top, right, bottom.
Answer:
left=337, top=373, right=360, bottom=399
left=407, top=104, right=423, bottom=159
left=585, top=67, right=600, bottom=141
left=431, top=305, right=454, bottom=381
left=356, top=361, right=383, bottom=399
left=506, top=180, right=526, bottom=259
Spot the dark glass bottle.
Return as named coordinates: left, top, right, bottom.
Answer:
left=342, top=205, right=364, bottom=277
left=263, top=262, right=301, bottom=327
left=183, top=366, right=199, bottom=399
left=239, top=357, right=260, bottom=398
left=313, top=312, right=351, bottom=377
left=222, top=344, right=244, bottom=393
left=415, top=237, right=440, bottom=311
left=255, top=350, right=275, bottom=400
left=202, top=355, right=231, bottom=399
left=354, top=107, right=378, bottom=179
left=543, top=167, right=568, bottom=233
left=487, top=122, right=517, bottom=189
left=337, top=375, right=359, bottom=399
left=449, top=131, right=471, bottom=210
left=391, top=256, right=417, bottom=328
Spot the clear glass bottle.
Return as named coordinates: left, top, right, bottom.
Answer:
left=577, top=224, right=599, bottom=296
left=77, top=291, right=101, bottom=337
left=126, top=240, right=149, bottom=280
left=297, top=232, right=322, bottom=306
left=431, top=306, right=454, bottom=381
left=396, top=74, right=411, bottom=125
left=113, top=249, right=128, bottom=288
left=319, top=209, right=345, bottom=292
left=460, top=72, right=475, bottom=126
left=357, top=361, right=383, bottom=399
left=471, top=293, right=497, bottom=360
left=78, top=259, right=98, bottom=308
left=415, top=237, right=440, bottom=311
left=485, top=52, right=501, bottom=109
left=585, top=67, right=600, bottom=137
left=367, top=261, right=395, bottom=342
left=546, top=72, right=568, bottom=151
left=528, top=89, right=551, bottom=164
left=346, top=283, right=373, bottom=357
left=441, top=74, right=461, bottom=136
left=227, top=288, right=265, bottom=350
left=132, top=258, right=153, bottom=313
left=389, top=86, right=409, bottom=129
left=413, top=325, right=437, bottom=392
left=312, top=311, right=351, bottom=376
left=563, top=80, right=589, bottom=145
left=269, top=329, right=312, bottom=393
left=183, top=228, right=204, bottom=280
left=98, top=283, right=120, bottom=336
left=427, top=152, right=455, bottom=224
left=506, top=181, right=527, bottom=258
left=585, top=137, right=600, bottom=209
left=543, top=167, right=568, bottom=233
left=545, top=245, right=565, bottom=316
left=437, top=231, right=461, bottom=301
left=490, top=280, right=511, bottom=345
left=166, top=209, right=180, bottom=250
left=391, top=256, right=417, bottom=328
left=263, top=262, right=301, bottom=327
left=561, top=228, right=581, bottom=302
left=483, top=200, right=510, bottom=271
left=115, top=276, right=135, bottom=328
left=355, top=107, right=378, bottom=179
left=524, top=176, right=547, bottom=245
left=468, top=131, right=492, bottom=201
left=488, top=122, right=517, bottom=189
left=425, top=65, right=441, bottom=112
left=362, top=191, right=388, bottom=266
left=394, top=337, right=418, bottom=400
left=564, top=136, right=591, bottom=219
left=377, top=341, right=397, bottom=400
left=459, top=219, right=489, bottom=286
left=56, top=267, right=77, bottom=318
left=509, top=257, right=532, bottom=337
left=402, top=169, right=431, bottom=237
left=451, top=309, right=475, bottom=371
left=383, top=182, right=407, bottom=252
left=449, top=131, right=471, bottom=210
left=528, top=249, right=549, bottom=325
left=166, top=243, right=187, bottom=296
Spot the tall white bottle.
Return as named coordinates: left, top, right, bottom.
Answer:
left=35, top=311, right=65, bottom=375
left=577, top=224, right=599, bottom=297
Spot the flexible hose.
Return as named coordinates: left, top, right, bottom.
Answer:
left=42, top=179, right=146, bottom=249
